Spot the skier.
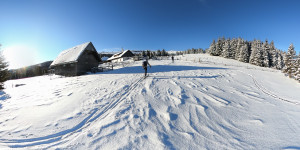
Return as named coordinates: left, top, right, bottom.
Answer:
left=171, top=56, right=174, bottom=63
left=142, top=58, right=151, bottom=77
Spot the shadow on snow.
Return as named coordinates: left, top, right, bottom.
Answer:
left=0, top=91, right=10, bottom=110
left=101, top=65, right=228, bottom=74
left=152, top=75, right=219, bottom=79
left=0, top=91, right=10, bottom=101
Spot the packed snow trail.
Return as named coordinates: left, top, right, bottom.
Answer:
left=1, top=54, right=300, bottom=149
left=0, top=74, right=147, bottom=148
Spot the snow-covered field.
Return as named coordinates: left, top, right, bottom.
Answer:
left=1, top=54, right=300, bottom=149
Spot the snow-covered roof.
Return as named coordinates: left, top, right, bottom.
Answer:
left=167, top=50, right=178, bottom=54
left=50, top=42, right=94, bottom=67
left=107, top=50, right=133, bottom=61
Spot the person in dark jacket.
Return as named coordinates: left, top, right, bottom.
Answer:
left=142, top=58, right=151, bottom=77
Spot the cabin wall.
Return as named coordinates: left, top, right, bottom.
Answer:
left=111, top=57, right=133, bottom=63
left=54, top=63, right=77, bottom=76
left=77, top=50, right=99, bottom=75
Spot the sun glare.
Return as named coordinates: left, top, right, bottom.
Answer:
left=2, top=45, right=39, bottom=69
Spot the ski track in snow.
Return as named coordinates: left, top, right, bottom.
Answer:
left=1, top=54, right=300, bottom=149
left=0, top=74, right=147, bottom=148
left=248, top=73, right=299, bottom=105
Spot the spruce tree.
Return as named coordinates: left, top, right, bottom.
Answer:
left=215, top=38, right=223, bottom=56
left=272, top=50, right=279, bottom=69
left=235, top=38, right=243, bottom=60
left=288, top=43, right=296, bottom=57
left=222, top=39, right=231, bottom=58
left=230, top=38, right=237, bottom=59
left=277, top=51, right=284, bottom=70
left=256, top=41, right=264, bottom=66
left=269, top=41, right=276, bottom=67
left=283, top=44, right=296, bottom=77
left=262, top=40, right=270, bottom=67
left=294, top=54, right=300, bottom=82
left=208, top=40, right=217, bottom=56
left=249, top=40, right=257, bottom=65
left=0, top=47, right=9, bottom=90
left=249, top=40, right=262, bottom=65
left=238, top=42, right=249, bottom=63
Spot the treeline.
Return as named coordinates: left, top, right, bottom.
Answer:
left=176, top=48, right=206, bottom=55
left=9, top=61, right=53, bottom=79
left=140, top=49, right=169, bottom=58
left=207, top=37, right=300, bottom=82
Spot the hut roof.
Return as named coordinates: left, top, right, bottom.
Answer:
left=107, top=50, right=134, bottom=61
left=51, top=42, right=98, bottom=67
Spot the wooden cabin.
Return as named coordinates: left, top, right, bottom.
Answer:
left=50, top=42, right=101, bottom=76
left=107, top=50, right=134, bottom=63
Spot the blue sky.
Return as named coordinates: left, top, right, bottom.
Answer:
left=0, top=0, right=300, bottom=69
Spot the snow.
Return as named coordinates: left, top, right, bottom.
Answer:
left=167, top=50, right=178, bottom=55
left=107, top=50, right=131, bottom=61
left=1, top=54, right=300, bottom=149
left=50, top=42, right=91, bottom=67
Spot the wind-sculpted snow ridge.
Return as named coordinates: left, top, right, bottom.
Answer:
left=1, top=54, right=300, bottom=149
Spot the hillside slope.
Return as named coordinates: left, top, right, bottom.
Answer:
left=1, top=54, right=300, bottom=149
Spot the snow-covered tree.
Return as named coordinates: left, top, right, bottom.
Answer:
left=269, top=41, right=276, bottom=67
left=235, top=38, right=243, bottom=60
left=208, top=40, right=217, bottom=56
left=283, top=44, right=296, bottom=78
left=283, top=44, right=296, bottom=77
left=272, top=50, right=279, bottom=69
left=294, top=55, right=300, bottom=82
left=238, top=42, right=249, bottom=63
left=256, top=41, right=264, bottom=66
left=262, top=40, right=270, bottom=67
left=215, top=38, right=223, bottom=56
left=249, top=40, right=263, bottom=66
left=222, top=39, right=231, bottom=58
left=277, top=51, right=284, bottom=70
left=0, top=46, right=9, bottom=89
left=230, top=38, right=237, bottom=59
left=287, top=43, right=296, bottom=57
left=249, top=40, right=257, bottom=65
